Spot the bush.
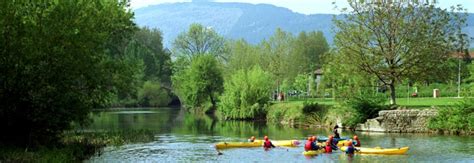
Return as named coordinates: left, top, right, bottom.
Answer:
left=344, top=93, right=388, bottom=127
left=218, top=66, right=273, bottom=120
left=302, top=102, right=329, bottom=126
left=428, top=100, right=474, bottom=132
left=302, top=102, right=325, bottom=114
left=266, top=103, right=302, bottom=125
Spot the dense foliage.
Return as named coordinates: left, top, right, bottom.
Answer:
left=172, top=55, right=224, bottom=111
left=111, top=27, right=174, bottom=107
left=0, top=1, right=136, bottom=146
left=428, top=100, right=474, bottom=133
left=173, top=23, right=228, bottom=61
left=218, top=66, right=273, bottom=119
left=138, top=81, right=172, bottom=107
left=343, top=93, right=388, bottom=127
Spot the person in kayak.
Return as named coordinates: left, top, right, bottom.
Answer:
left=327, top=135, right=338, bottom=150
left=345, top=141, right=358, bottom=154
left=311, top=136, right=320, bottom=150
left=353, top=135, right=361, bottom=147
left=325, top=140, right=333, bottom=153
left=263, top=136, right=275, bottom=149
left=248, top=136, right=256, bottom=142
left=333, top=125, right=340, bottom=139
left=304, top=136, right=313, bottom=151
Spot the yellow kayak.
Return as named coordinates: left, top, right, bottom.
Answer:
left=340, top=146, right=409, bottom=155
left=336, top=140, right=354, bottom=147
left=302, top=149, right=325, bottom=156
left=317, top=141, right=346, bottom=147
left=254, top=140, right=300, bottom=147
left=215, top=142, right=261, bottom=149
left=215, top=140, right=300, bottom=149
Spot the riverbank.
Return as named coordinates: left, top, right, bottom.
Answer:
left=266, top=98, right=472, bottom=135
left=0, top=130, right=155, bottom=162
left=266, top=101, right=338, bottom=128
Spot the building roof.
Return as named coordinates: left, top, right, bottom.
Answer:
left=314, top=69, right=323, bottom=75
left=452, top=51, right=474, bottom=59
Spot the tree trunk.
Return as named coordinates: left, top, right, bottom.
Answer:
left=209, top=94, right=216, bottom=108
left=205, top=93, right=217, bottom=115
left=389, top=82, right=396, bottom=105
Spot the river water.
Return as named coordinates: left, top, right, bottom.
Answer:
left=85, top=108, right=473, bottom=162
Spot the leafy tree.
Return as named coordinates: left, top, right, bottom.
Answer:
left=133, top=27, right=172, bottom=85
left=293, top=74, right=310, bottom=94
left=293, top=31, right=329, bottom=73
left=333, top=0, right=468, bottom=105
left=322, top=49, right=376, bottom=100
left=0, top=1, right=136, bottom=145
left=172, top=55, right=224, bottom=111
left=173, top=23, right=228, bottom=61
left=218, top=66, right=273, bottom=119
left=225, top=39, right=262, bottom=75
left=263, top=28, right=295, bottom=82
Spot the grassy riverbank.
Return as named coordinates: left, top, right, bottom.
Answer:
left=267, top=97, right=465, bottom=127
left=285, top=97, right=463, bottom=107
left=0, top=130, right=155, bottom=162
left=267, top=97, right=472, bottom=134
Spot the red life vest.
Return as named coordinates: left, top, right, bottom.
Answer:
left=325, top=145, right=332, bottom=153
left=355, top=140, right=361, bottom=147
left=304, top=141, right=312, bottom=151
left=264, top=140, right=272, bottom=148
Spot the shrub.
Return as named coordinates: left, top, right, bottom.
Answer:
left=428, top=100, right=474, bottom=132
left=218, top=66, right=273, bottom=120
left=344, top=93, right=388, bottom=127
left=302, top=102, right=325, bottom=114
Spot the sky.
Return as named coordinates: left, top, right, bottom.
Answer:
left=130, top=0, right=474, bottom=15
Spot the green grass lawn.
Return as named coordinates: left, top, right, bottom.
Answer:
left=395, top=97, right=463, bottom=107
left=280, top=97, right=465, bottom=108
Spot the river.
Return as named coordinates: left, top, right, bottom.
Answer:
left=85, top=107, right=473, bottom=162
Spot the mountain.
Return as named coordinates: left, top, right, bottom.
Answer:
left=134, top=1, right=474, bottom=48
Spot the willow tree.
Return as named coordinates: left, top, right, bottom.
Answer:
left=333, top=0, right=467, bottom=105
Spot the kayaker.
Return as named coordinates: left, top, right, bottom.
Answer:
left=263, top=136, right=275, bottom=149
left=328, top=135, right=338, bottom=150
left=304, top=136, right=313, bottom=151
left=345, top=140, right=357, bottom=154
left=311, top=136, right=320, bottom=150
left=248, top=136, right=256, bottom=142
left=353, top=135, right=361, bottom=147
left=324, top=140, right=332, bottom=153
left=333, top=125, right=340, bottom=139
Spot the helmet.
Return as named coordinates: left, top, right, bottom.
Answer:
left=347, top=140, right=353, bottom=146
left=311, top=136, right=317, bottom=142
left=264, top=136, right=269, bottom=141
left=307, top=136, right=312, bottom=141
left=353, top=135, right=358, bottom=140
left=250, top=136, right=255, bottom=140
